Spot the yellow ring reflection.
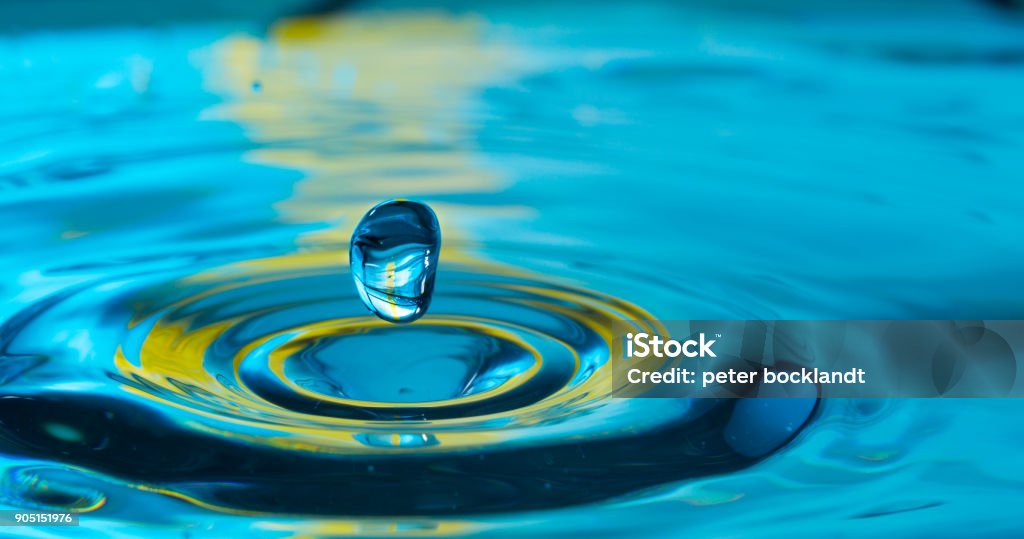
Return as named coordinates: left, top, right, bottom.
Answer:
left=244, top=316, right=552, bottom=409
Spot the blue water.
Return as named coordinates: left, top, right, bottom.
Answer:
left=1, top=0, right=1024, bottom=537
left=350, top=199, right=441, bottom=323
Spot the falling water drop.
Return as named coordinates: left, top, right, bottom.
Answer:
left=350, top=200, right=441, bottom=323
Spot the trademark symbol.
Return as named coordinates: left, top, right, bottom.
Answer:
left=715, top=334, right=722, bottom=338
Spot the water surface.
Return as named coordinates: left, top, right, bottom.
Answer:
left=1, top=0, right=1023, bottom=537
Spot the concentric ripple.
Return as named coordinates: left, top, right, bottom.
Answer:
left=0, top=249, right=815, bottom=515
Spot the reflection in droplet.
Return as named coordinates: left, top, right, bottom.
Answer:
left=349, top=200, right=441, bottom=323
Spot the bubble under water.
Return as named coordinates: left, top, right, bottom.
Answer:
left=349, top=200, right=441, bottom=323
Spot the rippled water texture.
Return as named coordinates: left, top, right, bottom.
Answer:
left=1, top=0, right=1024, bottom=537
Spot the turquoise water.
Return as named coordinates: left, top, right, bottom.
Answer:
left=350, top=200, right=441, bottom=323
left=1, top=0, right=1024, bottom=537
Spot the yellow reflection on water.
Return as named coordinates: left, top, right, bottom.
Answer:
left=200, top=10, right=536, bottom=247
left=125, top=10, right=656, bottom=525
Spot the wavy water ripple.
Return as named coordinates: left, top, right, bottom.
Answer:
left=0, top=248, right=815, bottom=515
left=1, top=0, right=1023, bottom=537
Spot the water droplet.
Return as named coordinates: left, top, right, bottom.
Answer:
left=350, top=200, right=440, bottom=323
